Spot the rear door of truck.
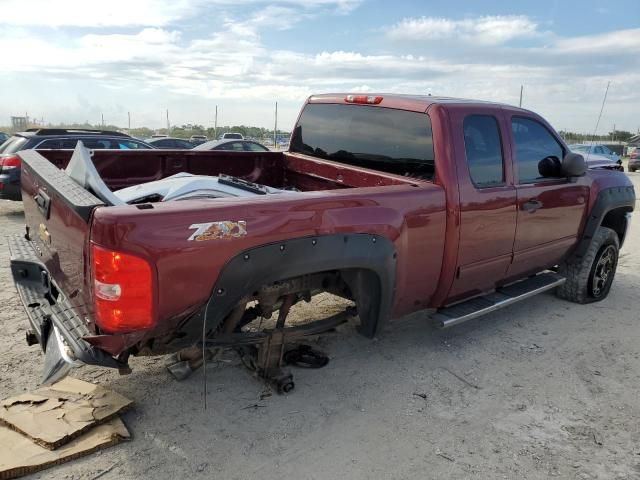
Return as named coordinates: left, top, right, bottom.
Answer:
left=9, top=149, right=119, bottom=383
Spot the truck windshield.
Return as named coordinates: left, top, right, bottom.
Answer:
left=290, top=103, right=435, bottom=179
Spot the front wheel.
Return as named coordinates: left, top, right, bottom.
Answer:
left=556, top=226, right=620, bottom=304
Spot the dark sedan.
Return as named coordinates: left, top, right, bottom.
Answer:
left=193, top=139, right=270, bottom=152
left=145, top=137, right=195, bottom=149
left=0, top=128, right=153, bottom=201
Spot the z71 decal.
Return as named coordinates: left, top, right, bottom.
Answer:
left=187, top=221, right=248, bottom=241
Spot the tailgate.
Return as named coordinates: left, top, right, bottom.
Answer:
left=9, top=150, right=121, bottom=382
left=17, top=150, right=104, bottom=297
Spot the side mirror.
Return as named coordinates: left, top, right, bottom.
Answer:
left=562, top=152, right=587, bottom=177
left=538, top=156, right=563, bottom=178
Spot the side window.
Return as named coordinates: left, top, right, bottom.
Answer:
left=463, top=115, right=504, bottom=187
left=36, top=139, right=64, bottom=149
left=244, top=142, right=269, bottom=152
left=594, top=146, right=603, bottom=154
left=118, top=140, right=147, bottom=149
left=511, top=117, right=564, bottom=183
left=82, top=139, right=112, bottom=149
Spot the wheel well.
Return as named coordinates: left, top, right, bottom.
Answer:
left=601, top=207, right=632, bottom=243
left=235, top=268, right=384, bottom=338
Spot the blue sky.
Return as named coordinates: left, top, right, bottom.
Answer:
left=0, top=0, right=638, bottom=133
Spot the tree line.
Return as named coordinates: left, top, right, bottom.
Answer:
left=0, top=121, right=289, bottom=141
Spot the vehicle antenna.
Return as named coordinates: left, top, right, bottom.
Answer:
left=589, top=81, right=610, bottom=145
left=519, top=85, right=523, bottom=108
left=584, top=81, right=610, bottom=162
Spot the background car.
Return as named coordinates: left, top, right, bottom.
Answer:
left=0, top=132, right=9, bottom=145
left=0, top=128, right=153, bottom=201
left=193, top=139, right=269, bottom=152
left=629, top=149, right=640, bottom=172
left=220, top=132, right=244, bottom=140
left=189, top=135, right=208, bottom=145
left=146, top=137, right=195, bottom=149
left=569, top=144, right=621, bottom=163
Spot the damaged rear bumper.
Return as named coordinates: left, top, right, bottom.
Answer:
left=8, top=235, right=124, bottom=383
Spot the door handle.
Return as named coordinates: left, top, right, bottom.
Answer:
left=521, top=199, right=542, bottom=213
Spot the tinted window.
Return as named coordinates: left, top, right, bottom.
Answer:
left=244, top=142, right=269, bottom=152
left=36, top=139, right=78, bottom=149
left=176, top=140, right=193, bottom=149
left=511, top=117, right=564, bottom=183
left=463, top=115, right=504, bottom=187
left=0, top=136, right=28, bottom=154
left=153, top=139, right=172, bottom=148
left=223, top=133, right=243, bottom=139
left=290, top=103, right=435, bottom=179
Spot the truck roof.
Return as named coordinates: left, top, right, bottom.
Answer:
left=308, top=93, right=527, bottom=113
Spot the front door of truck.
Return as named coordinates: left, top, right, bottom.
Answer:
left=446, top=107, right=517, bottom=301
left=506, top=115, right=589, bottom=279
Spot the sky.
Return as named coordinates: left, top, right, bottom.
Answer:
left=0, top=0, right=638, bottom=133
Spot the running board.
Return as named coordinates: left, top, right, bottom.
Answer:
left=433, top=272, right=566, bottom=329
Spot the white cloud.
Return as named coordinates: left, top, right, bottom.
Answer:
left=0, top=0, right=361, bottom=27
left=0, top=0, right=193, bottom=27
left=554, top=28, right=640, bottom=54
left=386, top=15, right=540, bottom=45
left=0, top=7, right=638, bottom=132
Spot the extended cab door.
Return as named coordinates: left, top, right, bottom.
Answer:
left=506, top=114, right=589, bottom=279
left=446, top=106, right=517, bottom=301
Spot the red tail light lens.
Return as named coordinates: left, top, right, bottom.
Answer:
left=0, top=155, right=21, bottom=172
left=345, top=95, right=383, bottom=105
left=92, top=244, right=154, bottom=333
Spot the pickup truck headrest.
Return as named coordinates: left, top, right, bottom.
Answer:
left=65, top=141, right=125, bottom=206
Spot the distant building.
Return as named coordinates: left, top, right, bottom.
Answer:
left=11, top=116, right=28, bottom=131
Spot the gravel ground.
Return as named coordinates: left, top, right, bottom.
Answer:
left=1, top=171, right=639, bottom=480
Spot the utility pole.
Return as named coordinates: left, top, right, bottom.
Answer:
left=166, top=109, right=170, bottom=133
left=128, top=112, right=131, bottom=132
left=214, top=105, right=218, bottom=139
left=101, top=113, right=104, bottom=127
left=273, top=102, right=278, bottom=149
left=519, top=85, right=523, bottom=108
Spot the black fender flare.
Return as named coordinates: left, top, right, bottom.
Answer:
left=573, top=186, right=635, bottom=259
left=202, top=234, right=397, bottom=339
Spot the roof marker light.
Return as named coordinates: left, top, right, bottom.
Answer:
left=345, top=95, right=383, bottom=105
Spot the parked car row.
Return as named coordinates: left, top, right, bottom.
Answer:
left=568, top=143, right=624, bottom=171
left=0, top=128, right=269, bottom=200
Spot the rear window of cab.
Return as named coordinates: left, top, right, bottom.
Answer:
left=290, top=103, right=435, bottom=180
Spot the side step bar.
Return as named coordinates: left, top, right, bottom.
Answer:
left=432, top=272, right=566, bottom=328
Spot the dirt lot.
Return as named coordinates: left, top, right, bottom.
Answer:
left=1, top=172, right=639, bottom=480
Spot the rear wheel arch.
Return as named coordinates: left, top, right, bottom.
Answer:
left=200, top=234, right=397, bottom=340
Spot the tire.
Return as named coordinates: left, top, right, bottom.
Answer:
left=556, top=226, right=620, bottom=304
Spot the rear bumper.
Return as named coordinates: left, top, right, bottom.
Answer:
left=8, top=235, right=123, bottom=371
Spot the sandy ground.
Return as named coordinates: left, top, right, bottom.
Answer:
left=1, top=171, right=639, bottom=480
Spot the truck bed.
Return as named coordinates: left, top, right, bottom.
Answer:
left=17, top=148, right=446, bottom=362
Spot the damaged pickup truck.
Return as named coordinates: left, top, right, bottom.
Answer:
left=9, top=94, right=635, bottom=390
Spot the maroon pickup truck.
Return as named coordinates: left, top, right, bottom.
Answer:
left=9, top=94, right=635, bottom=390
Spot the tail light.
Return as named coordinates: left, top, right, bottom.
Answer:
left=91, top=244, right=154, bottom=333
left=345, top=95, right=383, bottom=105
left=0, top=155, right=21, bottom=173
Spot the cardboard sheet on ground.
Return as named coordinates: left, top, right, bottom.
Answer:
left=0, top=377, right=132, bottom=449
left=0, top=417, right=129, bottom=480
